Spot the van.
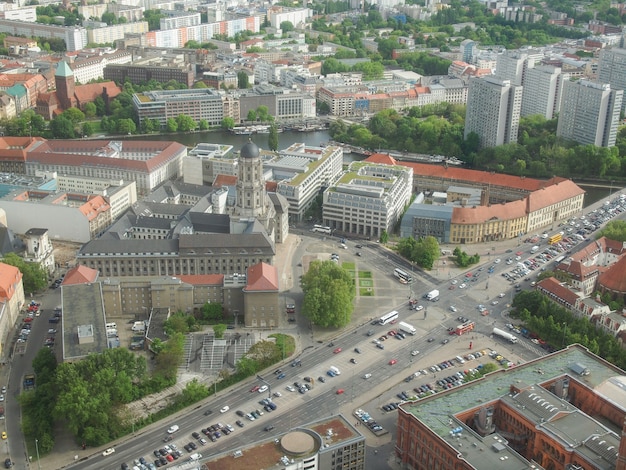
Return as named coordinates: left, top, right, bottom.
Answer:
left=131, top=321, right=145, bottom=332
left=329, top=366, right=341, bottom=376
left=106, top=329, right=118, bottom=337
left=106, top=322, right=117, bottom=329
left=189, top=453, right=202, bottom=461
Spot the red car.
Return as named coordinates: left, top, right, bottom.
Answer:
left=465, top=272, right=473, bottom=277
left=387, top=330, right=396, bottom=336
left=23, top=317, right=33, bottom=323
left=250, top=385, right=260, bottom=392
left=336, top=389, right=345, bottom=395
left=389, top=359, right=398, bottom=365
left=333, top=347, right=342, bottom=354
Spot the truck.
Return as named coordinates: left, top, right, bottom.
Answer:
left=131, top=321, right=146, bottom=332
left=23, top=373, right=35, bottom=391
left=493, top=327, right=518, bottom=343
left=426, top=289, right=440, bottom=301
left=398, top=321, right=417, bottom=336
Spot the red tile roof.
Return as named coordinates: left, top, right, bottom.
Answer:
left=598, top=254, right=626, bottom=294
left=536, top=277, right=581, bottom=306
left=62, top=265, right=99, bottom=285
left=178, top=274, right=224, bottom=285
left=451, top=199, right=527, bottom=224
left=526, top=180, right=585, bottom=212
left=0, top=262, right=21, bottom=301
left=245, top=262, right=278, bottom=292
left=79, top=195, right=110, bottom=221
left=74, top=81, right=121, bottom=104
left=213, top=174, right=237, bottom=188
left=365, top=153, right=573, bottom=192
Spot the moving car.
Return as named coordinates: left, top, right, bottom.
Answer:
left=167, top=425, right=179, bottom=434
left=389, top=359, right=398, bottom=365
left=220, top=406, right=230, bottom=413
left=333, top=347, right=342, bottom=354
left=336, top=389, right=345, bottom=394
left=258, top=385, right=268, bottom=393
left=102, top=447, right=115, bottom=456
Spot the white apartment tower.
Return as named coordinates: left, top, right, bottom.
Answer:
left=598, top=47, right=626, bottom=110
left=464, top=76, right=523, bottom=149
left=495, top=48, right=544, bottom=86
left=557, top=79, right=623, bottom=148
left=521, top=66, right=569, bottom=119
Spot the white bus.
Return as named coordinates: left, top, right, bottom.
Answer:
left=312, top=224, right=332, bottom=234
left=378, top=310, right=399, bottom=325
left=394, top=268, right=412, bottom=284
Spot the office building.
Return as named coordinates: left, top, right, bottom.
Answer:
left=464, top=76, right=522, bottom=149
left=323, top=160, right=413, bottom=239
left=0, top=19, right=87, bottom=51
left=105, top=58, right=195, bottom=88
left=557, top=79, right=622, bottom=147
left=396, top=344, right=626, bottom=470
left=133, top=89, right=227, bottom=130
left=521, top=65, right=568, bottom=119
left=0, top=262, right=24, bottom=359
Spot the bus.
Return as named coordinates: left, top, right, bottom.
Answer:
left=548, top=233, right=562, bottom=245
left=455, top=321, right=475, bottom=336
left=378, top=310, right=399, bottom=325
left=312, top=225, right=331, bottom=234
left=394, top=268, right=413, bottom=284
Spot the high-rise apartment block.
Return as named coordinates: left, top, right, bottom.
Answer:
left=464, top=76, right=523, bottom=149
left=521, top=65, right=569, bottom=119
left=557, top=79, right=623, bottom=147
left=598, top=47, right=626, bottom=110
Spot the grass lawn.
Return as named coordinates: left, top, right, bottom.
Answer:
left=359, top=279, right=373, bottom=287
left=360, top=288, right=374, bottom=296
left=358, top=271, right=372, bottom=278
left=342, top=262, right=355, bottom=270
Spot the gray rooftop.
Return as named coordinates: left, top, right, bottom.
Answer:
left=400, top=345, right=625, bottom=470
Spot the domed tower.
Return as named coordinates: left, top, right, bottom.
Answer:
left=235, top=139, right=269, bottom=218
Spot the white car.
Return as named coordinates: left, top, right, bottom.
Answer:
left=102, top=447, right=115, bottom=457
left=286, top=385, right=295, bottom=392
left=491, top=300, right=499, bottom=305
left=449, top=306, right=457, bottom=312
left=451, top=279, right=458, bottom=285
left=498, top=293, right=506, bottom=298
left=494, top=258, right=501, bottom=264
left=258, top=385, right=268, bottom=393
left=273, top=391, right=282, bottom=397
left=363, top=373, right=372, bottom=379
left=459, top=283, right=467, bottom=289
left=167, top=425, right=179, bottom=434
left=415, top=305, right=424, bottom=311
left=411, top=350, right=420, bottom=356
left=220, top=406, right=230, bottom=413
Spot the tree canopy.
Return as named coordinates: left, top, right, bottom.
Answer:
left=300, top=260, right=355, bottom=328
left=597, top=220, right=626, bottom=242
left=396, top=236, right=440, bottom=269
left=1, top=252, right=47, bottom=293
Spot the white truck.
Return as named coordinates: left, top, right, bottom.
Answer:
left=426, top=289, right=440, bottom=301
left=398, top=321, right=417, bottom=336
left=493, top=327, right=518, bottom=343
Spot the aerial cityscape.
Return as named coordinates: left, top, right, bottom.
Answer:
left=2, top=0, right=626, bottom=469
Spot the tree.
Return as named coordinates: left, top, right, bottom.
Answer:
left=50, top=115, right=75, bottom=138
left=2, top=253, right=47, bottom=293
left=116, top=118, right=136, bottom=134
left=221, top=117, right=235, bottom=130
left=201, top=302, right=223, bottom=322
left=268, top=122, right=279, bottom=151
left=198, top=119, right=209, bottom=130
left=300, top=260, right=355, bottom=328
left=166, top=118, right=178, bottom=132
left=597, top=220, right=626, bottom=242
left=380, top=230, right=389, bottom=244
left=176, top=114, right=197, bottom=132
left=237, top=71, right=249, bottom=89
left=247, top=110, right=257, bottom=122
left=213, top=324, right=227, bottom=339
left=256, top=106, right=270, bottom=122
left=280, top=20, right=294, bottom=32
left=83, top=102, right=97, bottom=119
left=82, top=122, right=94, bottom=137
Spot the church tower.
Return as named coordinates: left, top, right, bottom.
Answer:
left=235, top=139, right=269, bottom=218
left=55, top=60, right=75, bottom=110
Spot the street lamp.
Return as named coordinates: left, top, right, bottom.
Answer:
left=35, top=438, right=41, bottom=470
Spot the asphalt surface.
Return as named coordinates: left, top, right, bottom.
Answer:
left=9, top=187, right=624, bottom=470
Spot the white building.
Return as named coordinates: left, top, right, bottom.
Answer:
left=598, top=47, right=626, bottom=110
left=520, top=65, right=568, bottom=119
left=0, top=6, right=36, bottom=22
left=323, top=161, right=413, bottom=239
left=269, top=8, right=311, bottom=29
left=71, top=50, right=132, bottom=85
left=0, top=20, right=87, bottom=51
left=160, top=12, right=201, bottom=30
left=87, top=22, right=149, bottom=45
left=557, top=79, right=623, bottom=148
left=464, top=76, right=522, bottom=149
left=272, top=143, right=344, bottom=222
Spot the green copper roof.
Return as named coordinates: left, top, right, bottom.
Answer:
left=55, top=61, right=73, bottom=78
